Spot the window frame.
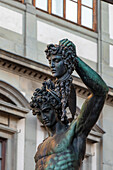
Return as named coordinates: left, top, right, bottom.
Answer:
left=14, top=0, right=24, bottom=3
left=0, top=138, right=6, bottom=170
left=34, top=0, right=97, bottom=32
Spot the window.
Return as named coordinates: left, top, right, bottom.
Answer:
left=52, top=0, right=64, bottom=17
left=35, top=0, right=48, bottom=11
left=0, top=138, right=6, bottom=170
left=34, top=0, right=97, bottom=31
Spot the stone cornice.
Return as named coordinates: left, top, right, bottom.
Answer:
left=0, top=49, right=113, bottom=106
left=0, top=124, right=17, bottom=134
left=0, top=49, right=53, bottom=81
left=0, top=124, right=17, bottom=139
left=0, top=100, right=29, bottom=118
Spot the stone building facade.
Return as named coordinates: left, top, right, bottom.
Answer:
left=0, top=0, right=113, bottom=170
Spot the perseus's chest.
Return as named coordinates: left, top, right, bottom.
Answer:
left=35, top=132, right=73, bottom=162
left=35, top=135, right=79, bottom=170
left=35, top=120, right=77, bottom=162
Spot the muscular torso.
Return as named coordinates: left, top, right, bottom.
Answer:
left=35, top=120, right=86, bottom=170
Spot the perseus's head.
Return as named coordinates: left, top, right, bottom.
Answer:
left=30, top=80, right=63, bottom=127
left=45, top=39, right=76, bottom=78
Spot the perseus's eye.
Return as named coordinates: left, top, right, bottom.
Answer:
left=55, top=59, right=60, bottom=63
left=44, top=108, right=50, bottom=113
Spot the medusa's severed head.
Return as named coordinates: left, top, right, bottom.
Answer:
left=45, top=39, right=77, bottom=120
left=45, top=39, right=77, bottom=78
left=30, top=81, right=65, bottom=127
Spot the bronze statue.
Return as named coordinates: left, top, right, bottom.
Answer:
left=30, top=39, right=108, bottom=170
left=45, top=39, right=77, bottom=121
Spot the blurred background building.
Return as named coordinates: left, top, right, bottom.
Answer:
left=0, top=0, right=113, bottom=169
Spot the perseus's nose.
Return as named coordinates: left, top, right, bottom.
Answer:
left=41, top=112, right=46, bottom=120
left=51, top=60, right=55, bottom=68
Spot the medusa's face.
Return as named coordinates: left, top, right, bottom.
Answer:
left=48, top=55, right=67, bottom=78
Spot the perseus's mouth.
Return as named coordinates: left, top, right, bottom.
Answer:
left=43, top=119, right=50, bottom=124
left=51, top=69, right=56, bottom=73
left=52, top=71, right=56, bottom=74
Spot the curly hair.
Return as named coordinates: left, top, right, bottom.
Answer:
left=45, top=39, right=77, bottom=120
left=45, top=39, right=77, bottom=75
left=30, top=80, right=63, bottom=121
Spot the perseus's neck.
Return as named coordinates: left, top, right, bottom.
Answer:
left=47, top=121, right=67, bottom=137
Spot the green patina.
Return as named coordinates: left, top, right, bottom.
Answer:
left=30, top=39, right=109, bottom=170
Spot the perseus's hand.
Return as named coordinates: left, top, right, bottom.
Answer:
left=59, top=39, right=76, bottom=51
left=59, top=39, right=78, bottom=68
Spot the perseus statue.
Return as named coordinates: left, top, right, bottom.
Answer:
left=30, top=39, right=108, bottom=170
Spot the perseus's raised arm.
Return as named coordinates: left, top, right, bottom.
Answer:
left=75, top=56, right=109, bottom=137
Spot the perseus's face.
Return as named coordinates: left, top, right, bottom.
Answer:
left=48, top=55, right=67, bottom=78
left=36, top=104, right=57, bottom=128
